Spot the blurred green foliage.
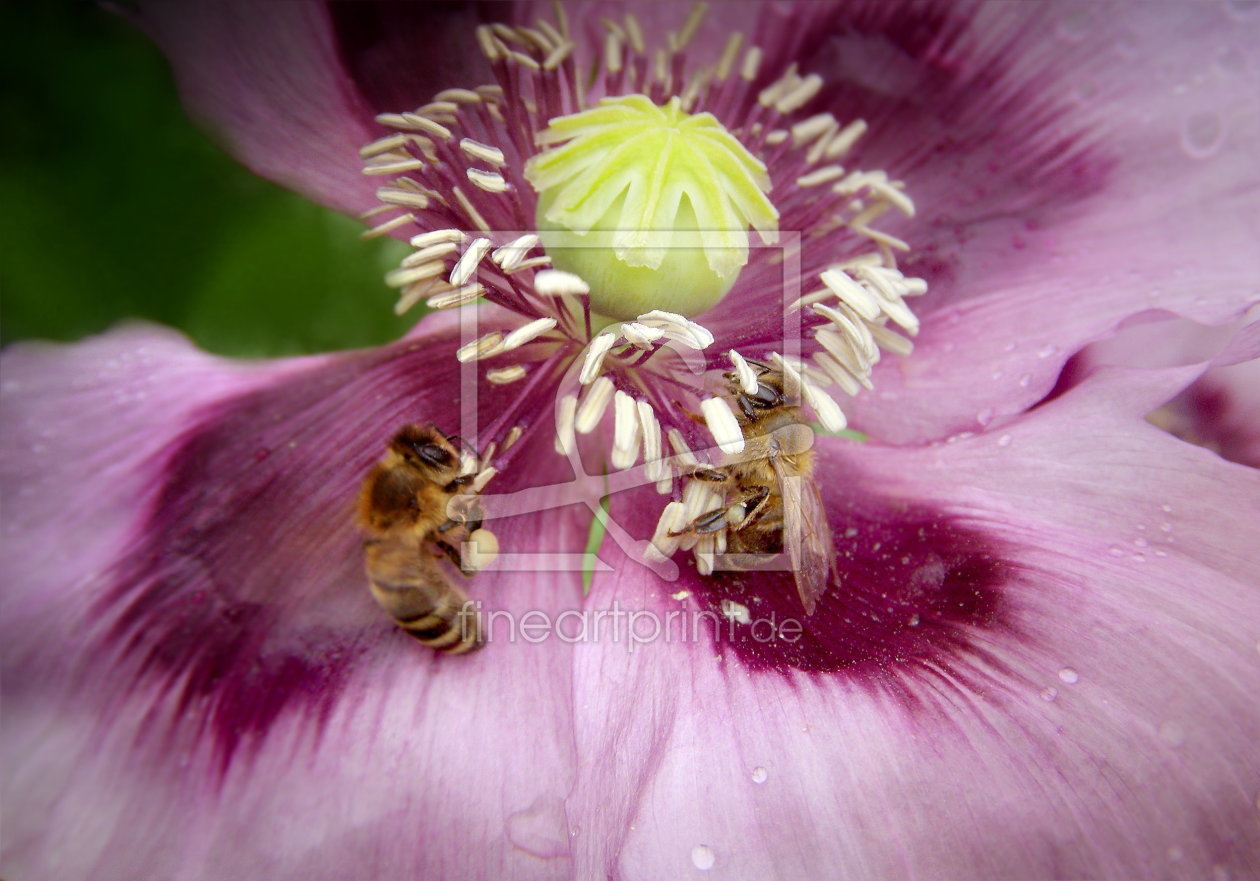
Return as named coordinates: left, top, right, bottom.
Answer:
left=0, top=1, right=412, bottom=357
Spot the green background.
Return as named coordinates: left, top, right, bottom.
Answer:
left=1, top=1, right=412, bottom=357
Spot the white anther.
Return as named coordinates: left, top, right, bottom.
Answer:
left=535, top=269, right=590, bottom=297
left=619, top=322, right=665, bottom=347
left=361, top=213, right=414, bottom=238
left=456, top=332, right=504, bottom=363
left=399, top=113, right=453, bottom=140
left=486, top=365, right=527, bottom=385
left=491, top=234, right=539, bottom=271
left=403, top=242, right=459, bottom=266
left=410, top=229, right=466, bottom=249
left=575, top=376, right=616, bottom=434
left=867, top=322, right=915, bottom=356
left=436, top=88, right=482, bottom=104
left=721, top=599, right=752, bottom=625
left=459, top=138, right=506, bottom=167
left=812, top=352, right=862, bottom=396
left=701, top=397, right=744, bottom=455
left=498, top=317, right=558, bottom=353
left=816, top=330, right=874, bottom=389
left=813, top=302, right=877, bottom=363
left=385, top=262, right=445, bottom=288
left=426, top=283, right=484, bottom=310
left=715, top=32, right=743, bottom=81
left=741, top=45, right=762, bottom=81
left=449, top=237, right=492, bottom=287
left=637, top=400, right=665, bottom=481
left=375, top=187, right=430, bottom=209
left=555, top=394, right=578, bottom=455
left=452, top=187, right=491, bottom=233
left=791, top=113, right=836, bottom=146
left=801, top=381, right=847, bottom=432
left=796, top=165, right=847, bottom=188
left=471, top=467, right=497, bottom=493
left=611, top=391, right=641, bottom=469
left=825, top=119, right=868, bottom=159
left=579, top=333, right=619, bottom=384
left=415, top=101, right=458, bottom=116
left=776, top=73, right=822, bottom=114
left=667, top=428, right=699, bottom=467
left=820, top=268, right=881, bottom=321
left=646, top=501, right=686, bottom=562
left=394, top=279, right=442, bottom=315
left=769, top=354, right=804, bottom=401
left=467, top=168, right=509, bottom=193
left=505, top=255, right=552, bottom=274
left=361, top=158, right=426, bottom=176
left=359, top=133, right=409, bottom=158
left=728, top=350, right=759, bottom=395
left=636, top=310, right=714, bottom=349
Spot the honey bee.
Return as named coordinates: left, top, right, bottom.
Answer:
left=673, top=362, right=837, bottom=614
left=358, top=424, right=497, bottom=653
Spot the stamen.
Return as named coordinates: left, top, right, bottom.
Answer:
left=491, top=235, right=540, bottom=271
left=611, top=390, right=641, bottom=469
left=361, top=157, right=426, bottom=176
left=460, top=138, right=507, bottom=167
left=812, top=352, right=863, bottom=396
left=452, top=187, right=492, bottom=233
left=426, top=283, right=484, bottom=310
left=667, top=428, right=699, bottom=467
left=741, top=46, right=762, bottom=82
left=411, top=229, right=466, bottom=249
left=385, top=262, right=445, bottom=288
left=467, top=169, right=510, bottom=193
left=403, top=242, right=459, bottom=265
left=498, top=317, right=558, bottom=353
left=361, top=213, right=414, bottom=238
left=579, top=333, right=619, bottom=384
left=555, top=394, right=578, bottom=454
left=635, top=311, right=714, bottom=349
left=701, top=397, right=744, bottom=455
left=501, top=425, right=524, bottom=453
left=472, top=467, right=498, bottom=493
left=534, top=269, right=590, bottom=298
left=825, top=119, right=868, bottom=159
left=715, top=32, right=743, bottom=81
left=456, top=332, right=504, bottom=363
left=728, top=350, right=759, bottom=394
left=821, top=268, right=881, bottom=321
left=450, top=237, right=493, bottom=287
left=619, top=321, right=665, bottom=348
left=358, top=133, right=409, bottom=158
left=637, top=400, right=665, bottom=481
left=867, top=322, right=915, bottom=356
left=797, top=165, right=847, bottom=188
left=646, top=500, right=686, bottom=562
left=575, top=376, right=616, bottom=434
left=676, top=3, right=709, bottom=49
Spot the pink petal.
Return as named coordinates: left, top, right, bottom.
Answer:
left=798, top=2, right=1260, bottom=442
left=2, top=322, right=589, bottom=878
left=582, top=357, right=1260, bottom=878
left=135, top=0, right=382, bottom=215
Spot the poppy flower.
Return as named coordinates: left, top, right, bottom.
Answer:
left=3, top=2, right=1259, bottom=880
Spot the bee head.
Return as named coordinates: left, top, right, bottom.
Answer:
left=391, top=424, right=458, bottom=472
left=730, top=369, right=785, bottom=420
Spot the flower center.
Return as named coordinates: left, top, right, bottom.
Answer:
left=525, top=94, right=778, bottom=321
left=355, top=5, right=929, bottom=582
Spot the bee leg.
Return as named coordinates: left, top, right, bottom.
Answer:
left=670, top=507, right=731, bottom=537
left=728, top=485, right=772, bottom=531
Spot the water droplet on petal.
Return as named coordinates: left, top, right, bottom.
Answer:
left=1038, top=344, right=1059, bottom=359
left=751, top=767, right=769, bottom=784
left=1182, top=111, right=1226, bottom=158
left=1134, top=537, right=1149, bottom=548
left=1108, top=545, right=1126, bottom=557
left=976, top=408, right=994, bottom=427
left=1018, top=373, right=1033, bottom=388
left=691, top=844, right=717, bottom=871
left=1058, top=667, right=1080, bottom=685
left=997, top=434, right=1013, bottom=447
left=1040, top=687, right=1059, bottom=702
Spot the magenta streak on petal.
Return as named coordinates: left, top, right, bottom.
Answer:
left=680, top=487, right=1013, bottom=681
left=328, top=1, right=498, bottom=115
left=87, top=328, right=561, bottom=772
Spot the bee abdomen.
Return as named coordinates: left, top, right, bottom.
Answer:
left=369, top=578, right=483, bottom=654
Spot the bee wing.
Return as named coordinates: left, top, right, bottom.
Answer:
left=773, top=457, right=836, bottom=615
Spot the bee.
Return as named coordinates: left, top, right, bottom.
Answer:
left=672, top=362, right=837, bottom=614
left=358, top=424, right=498, bottom=653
